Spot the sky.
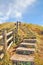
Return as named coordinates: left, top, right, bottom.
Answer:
left=0, top=0, right=43, bottom=25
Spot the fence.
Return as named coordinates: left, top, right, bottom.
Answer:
left=0, top=29, right=15, bottom=50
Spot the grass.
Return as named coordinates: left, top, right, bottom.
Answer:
left=0, top=22, right=43, bottom=65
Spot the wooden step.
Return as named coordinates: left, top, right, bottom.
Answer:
left=23, top=39, right=36, bottom=43
left=20, top=43, right=36, bottom=48
left=24, top=39, right=36, bottom=40
left=16, top=47, right=35, bottom=52
left=10, top=54, right=34, bottom=62
left=20, top=43, right=36, bottom=46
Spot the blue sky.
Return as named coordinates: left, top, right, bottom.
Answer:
left=0, top=0, right=43, bottom=25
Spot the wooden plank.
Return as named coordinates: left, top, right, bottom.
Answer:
left=7, top=31, right=13, bottom=36
left=0, top=53, right=4, bottom=59
left=23, top=39, right=36, bottom=43
left=7, top=41, right=13, bottom=50
left=24, top=39, right=36, bottom=40
left=20, top=43, right=36, bottom=46
left=10, top=54, right=34, bottom=62
left=16, top=47, right=35, bottom=52
left=0, top=35, right=3, bottom=39
left=0, top=45, right=3, bottom=51
left=7, top=36, right=13, bottom=43
left=3, top=30, right=7, bottom=51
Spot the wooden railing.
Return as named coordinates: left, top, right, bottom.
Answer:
left=0, top=29, right=15, bottom=50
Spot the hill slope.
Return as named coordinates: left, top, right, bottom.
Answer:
left=0, top=22, right=43, bottom=65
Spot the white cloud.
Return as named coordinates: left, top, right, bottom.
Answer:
left=15, top=11, right=22, bottom=18
left=0, top=0, right=36, bottom=23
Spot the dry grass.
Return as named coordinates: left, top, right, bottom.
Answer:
left=0, top=22, right=43, bottom=65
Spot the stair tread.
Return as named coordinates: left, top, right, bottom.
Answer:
left=10, top=54, right=34, bottom=62
left=16, top=47, right=35, bottom=51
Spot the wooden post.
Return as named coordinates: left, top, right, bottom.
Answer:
left=16, top=21, right=18, bottom=32
left=12, top=30, right=15, bottom=43
left=3, top=30, right=7, bottom=51
left=19, top=21, right=21, bottom=28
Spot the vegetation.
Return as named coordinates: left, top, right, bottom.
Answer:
left=0, top=22, right=43, bottom=65
left=2, top=51, right=12, bottom=65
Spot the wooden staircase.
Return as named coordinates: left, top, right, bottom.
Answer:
left=10, top=37, right=37, bottom=65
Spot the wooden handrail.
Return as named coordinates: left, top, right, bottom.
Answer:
left=7, top=31, right=13, bottom=36
left=7, top=36, right=13, bottom=43
left=0, top=35, right=3, bottom=39
left=0, top=53, right=4, bottom=59
left=0, top=29, right=15, bottom=51
left=7, top=41, right=13, bottom=50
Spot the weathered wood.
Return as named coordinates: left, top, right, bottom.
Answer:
left=20, top=43, right=36, bottom=46
left=0, top=35, right=3, bottom=39
left=12, top=30, right=15, bottom=43
left=7, top=31, right=13, bottom=36
left=16, top=47, right=35, bottom=52
left=24, top=39, right=36, bottom=40
left=7, top=41, right=13, bottom=50
left=0, top=29, right=15, bottom=50
left=0, top=53, right=4, bottom=59
left=10, top=54, right=34, bottom=62
left=0, top=45, right=3, bottom=51
left=7, top=36, right=13, bottom=43
left=3, top=30, right=7, bottom=51
left=23, top=39, right=36, bottom=43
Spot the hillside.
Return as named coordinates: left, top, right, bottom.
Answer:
left=0, top=22, right=43, bottom=36
left=0, top=22, right=43, bottom=65
left=0, top=22, right=43, bottom=42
